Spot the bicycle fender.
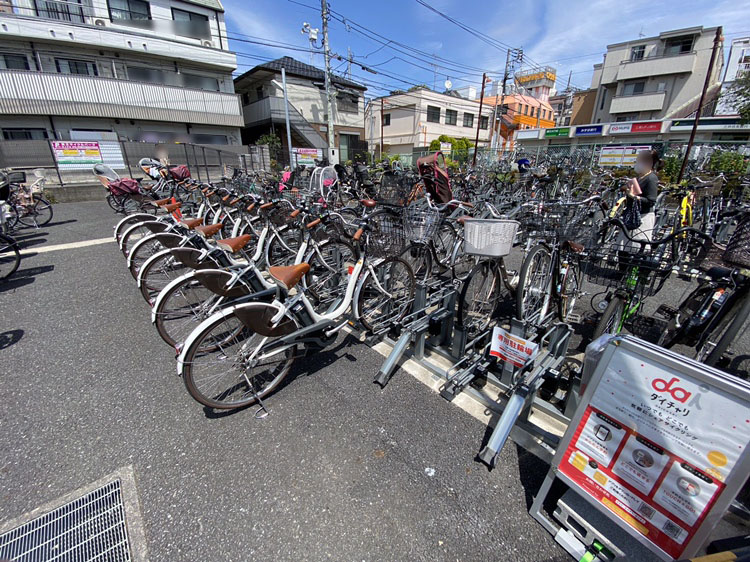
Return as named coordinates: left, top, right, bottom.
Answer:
left=151, top=270, right=197, bottom=324
left=137, top=248, right=172, bottom=288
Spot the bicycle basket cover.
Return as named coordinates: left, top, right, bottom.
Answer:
left=169, top=165, right=191, bottom=181
left=416, top=151, right=452, bottom=204
left=108, top=178, right=140, bottom=196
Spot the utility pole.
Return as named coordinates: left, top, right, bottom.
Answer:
left=321, top=0, right=335, bottom=163
left=368, top=99, right=375, bottom=162
left=472, top=73, right=487, bottom=167
left=281, top=67, right=294, bottom=168
left=678, top=26, right=722, bottom=183
left=491, top=50, right=511, bottom=151
left=380, top=97, right=384, bottom=158
left=493, top=48, right=522, bottom=153
left=347, top=47, right=352, bottom=79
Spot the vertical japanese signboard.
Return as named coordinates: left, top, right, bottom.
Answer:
left=555, top=337, right=750, bottom=560
left=51, top=141, right=103, bottom=168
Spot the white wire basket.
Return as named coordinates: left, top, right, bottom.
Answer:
left=463, top=219, right=519, bottom=257
left=403, top=206, right=441, bottom=244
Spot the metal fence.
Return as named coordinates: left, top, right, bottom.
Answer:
left=0, top=140, right=270, bottom=186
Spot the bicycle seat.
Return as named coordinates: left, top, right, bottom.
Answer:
left=269, top=263, right=311, bottom=290
left=216, top=234, right=252, bottom=254
left=563, top=240, right=585, bottom=253
left=179, top=217, right=204, bottom=229
left=162, top=202, right=181, bottom=212
left=361, top=199, right=377, bottom=208
left=194, top=224, right=223, bottom=238
left=153, top=197, right=171, bottom=206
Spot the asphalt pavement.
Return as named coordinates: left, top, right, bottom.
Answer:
left=0, top=202, right=569, bottom=561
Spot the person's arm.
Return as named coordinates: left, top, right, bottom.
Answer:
left=638, top=174, right=658, bottom=205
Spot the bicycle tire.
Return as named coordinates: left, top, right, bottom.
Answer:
left=265, top=228, right=302, bottom=268
left=558, top=258, right=580, bottom=321
left=128, top=233, right=180, bottom=279
left=138, top=249, right=190, bottom=303
left=181, top=304, right=297, bottom=410
left=701, top=291, right=750, bottom=367
left=17, top=195, right=53, bottom=228
left=114, top=213, right=156, bottom=243
left=516, top=244, right=553, bottom=325
left=592, top=295, right=625, bottom=339
left=399, top=242, right=432, bottom=281
left=0, top=233, right=21, bottom=280
left=356, top=257, right=415, bottom=333
left=154, top=272, right=222, bottom=348
left=457, top=260, right=503, bottom=336
left=119, top=221, right=156, bottom=257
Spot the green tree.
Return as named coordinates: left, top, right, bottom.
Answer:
left=428, top=135, right=474, bottom=162
left=722, top=71, right=750, bottom=123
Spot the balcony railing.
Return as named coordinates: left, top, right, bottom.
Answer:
left=617, top=51, right=697, bottom=80
left=609, top=90, right=666, bottom=114
left=12, top=0, right=98, bottom=24
left=0, top=69, right=243, bottom=127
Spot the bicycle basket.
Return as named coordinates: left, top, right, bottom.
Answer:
left=463, top=219, right=519, bottom=257
left=722, top=215, right=750, bottom=268
left=279, top=187, right=305, bottom=205
left=377, top=171, right=410, bottom=207
left=584, top=240, right=674, bottom=295
left=367, top=213, right=405, bottom=258
left=403, top=205, right=441, bottom=244
left=267, top=205, right=298, bottom=227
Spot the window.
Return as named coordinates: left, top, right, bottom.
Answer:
left=109, top=0, right=150, bottom=21
left=622, top=81, right=645, bottom=96
left=599, top=90, right=607, bottom=110
left=256, top=86, right=264, bottom=100
left=479, top=116, right=489, bottom=129
left=530, top=106, right=535, bottom=118
left=463, top=112, right=474, bottom=127
left=383, top=113, right=391, bottom=126
left=630, top=45, right=645, bottom=61
left=35, top=0, right=85, bottom=23
left=664, top=36, right=694, bottom=56
left=337, top=94, right=359, bottom=114
left=171, top=8, right=207, bottom=21
left=2, top=128, right=48, bottom=140
left=426, top=105, right=440, bottom=123
left=615, top=113, right=639, bottom=122
left=445, top=109, right=457, bottom=125
left=0, top=54, right=30, bottom=70
left=56, top=58, right=98, bottom=76
left=181, top=73, right=219, bottom=91
left=128, top=66, right=164, bottom=83
left=241, top=93, right=250, bottom=106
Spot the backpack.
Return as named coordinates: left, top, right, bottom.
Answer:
left=622, top=196, right=642, bottom=231
left=109, top=178, right=140, bottom=196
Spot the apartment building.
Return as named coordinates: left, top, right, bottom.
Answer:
left=365, top=87, right=495, bottom=155
left=234, top=56, right=367, bottom=163
left=715, top=36, right=750, bottom=116
left=590, top=26, right=724, bottom=124
left=0, top=0, right=242, bottom=144
left=549, top=89, right=596, bottom=127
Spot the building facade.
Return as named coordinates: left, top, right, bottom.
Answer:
left=0, top=0, right=242, bottom=144
left=481, top=90, right=555, bottom=151
left=234, top=56, right=367, bottom=164
left=590, top=26, right=724, bottom=124
left=715, top=36, right=750, bottom=116
left=365, top=87, right=495, bottom=156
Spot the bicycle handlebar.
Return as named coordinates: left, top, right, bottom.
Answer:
left=604, top=218, right=712, bottom=246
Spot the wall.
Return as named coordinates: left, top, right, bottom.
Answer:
left=570, top=90, right=596, bottom=125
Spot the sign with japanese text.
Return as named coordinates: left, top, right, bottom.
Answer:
left=292, top=147, right=322, bottom=167
left=440, top=142, right=452, bottom=153
left=489, top=326, right=539, bottom=368
left=575, top=125, right=604, bottom=136
left=51, top=141, right=102, bottom=168
left=610, top=122, right=662, bottom=134
left=557, top=339, right=750, bottom=560
left=670, top=118, right=750, bottom=131
left=599, top=145, right=651, bottom=167
left=544, top=127, right=570, bottom=138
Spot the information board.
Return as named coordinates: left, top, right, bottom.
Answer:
left=555, top=337, right=750, bottom=560
left=292, top=148, right=322, bottom=167
left=51, top=141, right=103, bottom=169
left=490, top=326, right=539, bottom=368
left=599, top=145, right=651, bottom=167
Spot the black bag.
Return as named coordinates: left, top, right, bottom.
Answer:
left=622, top=196, right=642, bottom=231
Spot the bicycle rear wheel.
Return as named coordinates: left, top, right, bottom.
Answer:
left=138, top=249, right=190, bottom=303
left=457, top=260, right=503, bottom=336
left=0, top=234, right=20, bottom=280
left=516, top=244, right=553, bottom=325
left=18, top=195, right=53, bottom=227
left=181, top=305, right=297, bottom=410
left=356, top=257, right=415, bottom=333
left=399, top=242, right=432, bottom=281
left=699, top=291, right=750, bottom=368
left=154, top=273, right=221, bottom=348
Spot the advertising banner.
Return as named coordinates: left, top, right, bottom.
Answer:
left=292, top=147, right=323, bottom=167
left=610, top=122, right=662, bottom=134
left=51, top=141, right=102, bottom=168
left=557, top=339, right=750, bottom=560
left=599, top=145, right=651, bottom=167
left=575, top=125, right=604, bottom=136
left=544, top=127, right=570, bottom=138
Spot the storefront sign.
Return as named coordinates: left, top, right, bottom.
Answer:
left=670, top=118, right=750, bottom=131
left=490, top=326, right=539, bottom=368
left=292, top=147, right=323, bottom=167
left=610, top=122, right=662, bottom=134
left=544, top=127, right=570, bottom=138
left=575, top=125, right=604, bottom=136
left=556, top=337, right=750, bottom=560
left=51, top=141, right=102, bottom=168
left=599, top=145, right=651, bottom=167
left=516, top=129, right=541, bottom=140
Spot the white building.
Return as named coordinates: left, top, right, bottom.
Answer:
left=715, top=37, right=750, bottom=116
left=590, top=26, right=724, bottom=124
left=0, top=0, right=242, bottom=144
left=365, top=88, right=495, bottom=156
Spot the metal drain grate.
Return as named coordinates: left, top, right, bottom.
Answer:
left=0, top=479, right=132, bottom=562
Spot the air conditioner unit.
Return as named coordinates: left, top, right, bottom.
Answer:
left=202, top=40, right=213, bottom=48
left=94, top=19, right=107, bottom=27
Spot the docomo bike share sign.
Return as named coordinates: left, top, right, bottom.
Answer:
left=554, top=336, right=750, bottom=560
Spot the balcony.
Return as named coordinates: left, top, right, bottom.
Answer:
left=243, top=97, right=327, bottom=149
left=0, top=69, right=243, bottom=127
left=609, top=90, right=666, bottom=114
left=617, top=51, right=697, bottom=80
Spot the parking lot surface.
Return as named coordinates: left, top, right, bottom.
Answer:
left=0, top=202, right=569, bottom=561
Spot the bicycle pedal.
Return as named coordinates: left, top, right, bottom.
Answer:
left=655, top=304, right=678, bottom=318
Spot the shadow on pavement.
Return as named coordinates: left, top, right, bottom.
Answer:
left=0, top=329, right=24, bottom=350
left=0, top=264, right=54, bottom=292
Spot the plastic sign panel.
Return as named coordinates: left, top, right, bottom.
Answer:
left=610, top=122, right=662, bottom=134
left=292, top=148, right=322, bottom=167
left=599, top=145, right=651, bottom=167
left=51, top=141, right=102, bottom=168
left=490, top=326, right=539, bottom=368
left=575, top=125, right=604, bottom=136
left=545, top=127, right=570, bottom=138
left=556, top=338, right=750, bottom=560
left=670, top=118, right=750, bottom=131
left=440, top=142, right=452, bottom=153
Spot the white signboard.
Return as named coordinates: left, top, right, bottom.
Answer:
left=490, top=326, right=539, bottom=368
left=292, top=148, right=323, bottom=167
left=556, top=337, right=750, bottom=560
left=440, top=142, right=452, bottom=153
left=599, top=145, right=651, bottom=167
left=51, top=141, right=103, bottom=169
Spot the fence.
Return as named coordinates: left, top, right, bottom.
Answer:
left=0, top=140, right=271, bottom=187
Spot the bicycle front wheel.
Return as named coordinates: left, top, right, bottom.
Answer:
left=458, top=260, right=503, bottom=336
left=181, top=305, right=297, bottom=410
left=699, top=291, right=750, bottom=368
left=592, top=295, right=625, bottom=339
left=516, top=244, right=553, bottom=325
left=356, top=257, right=415, bottom=333
left=0, top=234, right=21, bottom=280
left=399, top=242, right=432, bottom=281
left=18, top=195, right=53, bottom=227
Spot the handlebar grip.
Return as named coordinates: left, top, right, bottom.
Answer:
left=259, top=202, right=274, bottom=210
left=353, top=228, right=364, bottom=241
left=246, top=203, right=256, bottom=213
left=290, top=209, right=301, bottom=218
left=306, top=218, right=321, bottom=229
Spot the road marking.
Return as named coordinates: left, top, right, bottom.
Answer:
left=20, top=237, right=112, bottom=255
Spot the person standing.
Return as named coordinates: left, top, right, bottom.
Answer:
left=623, top=149, right=660, bottom=241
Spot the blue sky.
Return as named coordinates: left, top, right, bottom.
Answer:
left=221, top=0, right=750, bottom=96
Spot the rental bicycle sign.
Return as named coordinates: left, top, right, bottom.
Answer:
left=553, top=336, right=750, bottom=560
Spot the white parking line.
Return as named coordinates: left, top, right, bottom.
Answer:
left=20, top=237, right=112, bottom=255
